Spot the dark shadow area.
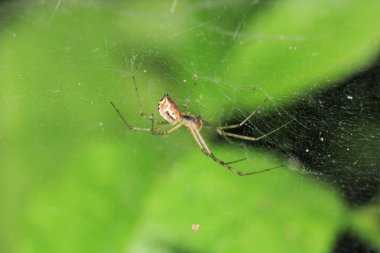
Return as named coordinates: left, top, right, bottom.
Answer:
left=221, top=57, right=380, bottom=206
left=0, top=0, right=24, bottom=28
left=332, top=230, right=377, bottom=253
left=0, top=0, right=14, bottom=4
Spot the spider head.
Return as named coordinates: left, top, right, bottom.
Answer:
left=158, top=93, right=181, bottom=123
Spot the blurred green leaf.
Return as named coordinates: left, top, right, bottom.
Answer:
left=126, top=148, right=345, bottom=253
left=350, top=201, right=380, bottom=251
left=222, top=0, right=380, bottom=110
left=0, top=1, right=378, bottom=253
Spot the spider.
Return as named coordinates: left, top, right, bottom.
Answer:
left=110, top=76, right=290, bottom=176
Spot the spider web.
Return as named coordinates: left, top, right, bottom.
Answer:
left=0, top=1, right=379, bottom=253
left=113, top=0, right=380, bottom=202
left=112, top=3, right=380, bottom=251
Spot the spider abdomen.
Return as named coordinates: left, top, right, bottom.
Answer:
left=158, top=94, right=181, bottom=123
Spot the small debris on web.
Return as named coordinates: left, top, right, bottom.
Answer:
left=192, top=224, right=200, bottom=231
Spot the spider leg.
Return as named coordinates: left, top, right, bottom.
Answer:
left=130, top=76, right=168, bottom=125
left=156, top=121, right=170, bottom=125
left=189, top=128, right=282, bottom=176
left=111, top=102, right=182, bottom=134
left=111, top=102, right=151, bottom=131
left=132, top=76, right=152, bottom=121
left=217, top=99, right=268, bottom=130
left=225, top=157, right=247, bottom=165
left=217, top=120, right=293, bottom=142
left=151, top=118, right=184, bottom=135
left=201, top=120, right=218, bottom=130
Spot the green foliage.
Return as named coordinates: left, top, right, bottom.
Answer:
left=0, top=1, right=379, bottom=252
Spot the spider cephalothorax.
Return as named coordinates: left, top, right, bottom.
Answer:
left=182, top=115, right=202, bottom=130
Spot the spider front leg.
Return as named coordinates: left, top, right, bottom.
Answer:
left=131, top=76, right=168, bottom=125
left=149, top=114, right=183, bottom=135
left=110, top=102, right=181, bottom=135
left=110, top=102, right=152, bottom=132
left=132, top=76, right=151, bottom=121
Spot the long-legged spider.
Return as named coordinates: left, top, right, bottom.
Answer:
left=111, top=76, right=291, bottom=176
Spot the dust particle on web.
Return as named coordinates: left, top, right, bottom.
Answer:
left=192, top=224, right=200, bottom=231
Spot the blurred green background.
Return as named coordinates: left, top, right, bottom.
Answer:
left=0, top=0, right=379, bottom=252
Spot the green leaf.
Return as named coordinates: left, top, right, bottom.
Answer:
left=0, top=1, right=378, bottom=253
left=126, top=147, right=346, bottom=253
